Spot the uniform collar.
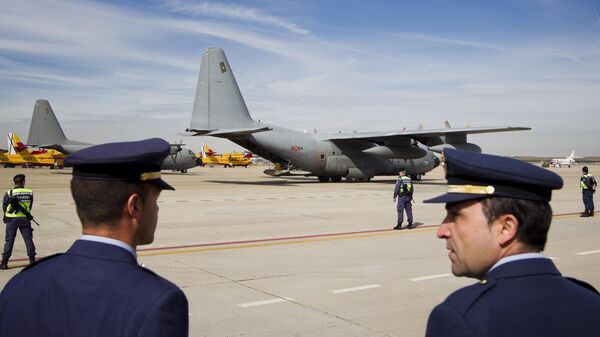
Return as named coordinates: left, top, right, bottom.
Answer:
left=80, top=235, right=137, bottom=258
left=484, top=255, right=560, bottom=280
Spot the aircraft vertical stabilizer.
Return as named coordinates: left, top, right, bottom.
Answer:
left=190, top=47, right=256, bottom=132
left=27, top=99, right=68, bottom=146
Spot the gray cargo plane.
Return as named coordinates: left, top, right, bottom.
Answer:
left=27, top=100, right=198, bottom=173
left=187, top=47, right=530, bottom=182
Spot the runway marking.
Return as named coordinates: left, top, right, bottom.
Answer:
left=238, top=297, right=293, bottom=308
left=138, top=228, right=438, bottom=257
left=330, top=284, right=381, bottom=294
left=410, top=273, right=452, bottom=282
left=576, top=250, right=600, bottom=256
left=7, top=211, right=592, bottom=264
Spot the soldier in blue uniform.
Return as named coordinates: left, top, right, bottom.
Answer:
left=424, top=149, right=600, bottom=337
left=1, top=173, right=36, bottom=269
left=580, top=166, right=596, bottom=217
left=0, top=138, right=189, bottom=337
left=393, top=169, right=413, bottom=229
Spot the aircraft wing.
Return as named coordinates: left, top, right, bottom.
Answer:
left=187, top=127, right=272, bottom=138
left=322, top=126, right=530, bottom=143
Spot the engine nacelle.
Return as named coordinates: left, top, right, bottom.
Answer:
left=346, top=167, right=375, bottom=179
left=429, top=143, right=482, bottom=153
left=362, top=145, right=428, bottom=159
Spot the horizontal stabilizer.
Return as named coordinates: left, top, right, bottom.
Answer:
left=187, top=127, right=271, bottom=138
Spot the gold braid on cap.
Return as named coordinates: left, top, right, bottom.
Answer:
left=140, top=172, right=161, bottom=181
left=447, top=185, right=495, bottom=195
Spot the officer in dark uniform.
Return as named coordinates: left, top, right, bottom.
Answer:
left=1, top=173, right=36, bottom=269
left=424, top=149, right=600, bottom=337
left=0, top=138, right=189, bottom=337
left=580, top=166, right=596, bottom=217
left=393, top=169, right=413, bottom=229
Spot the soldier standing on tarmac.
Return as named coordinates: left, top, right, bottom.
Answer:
left=393, top=169, right=414, bottom=230
left=580, top=166, right=597, bottom=217
left=1, top=174, right=36, bottom=269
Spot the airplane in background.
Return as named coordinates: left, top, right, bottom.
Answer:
left=3, top=133, right=64, bottom=168
left=26, top=100, right=197, bottom=173
left=186, top=47, right=531, bottom=182
left=196, top=144, right=252, bottom=167
left=549, top=150, right=578, bottom=167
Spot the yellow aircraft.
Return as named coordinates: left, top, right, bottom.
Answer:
left=196, top=144, right=253, bottom=167
left=4, top=133, right=65, bottom=168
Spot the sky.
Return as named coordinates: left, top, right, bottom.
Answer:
left=1, top=0, right=599, bottom=156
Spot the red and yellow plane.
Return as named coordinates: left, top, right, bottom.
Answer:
left=196, top=144, right=252, bottom=167
left=3, top=133, right=65, bottom=168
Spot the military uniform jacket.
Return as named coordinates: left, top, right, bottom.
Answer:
left=0, top=240, right=189, bottom=337
left=426, top=258, right=600, bottom=337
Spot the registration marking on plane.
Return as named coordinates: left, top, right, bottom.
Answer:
left=576, top=250, right=600, bottom=256
left=238, top=297, right=293, bottom=308
left=410, top=273, right=452, bottom=282
left=330, top=284, right=381, bottom=294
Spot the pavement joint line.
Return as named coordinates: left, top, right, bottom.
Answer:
left=238, top=297, right=294, bottom=308
left=575, top=250, right=600, bottom=256
left=410, top=273, right=452, bottom=282
left=330, top=284, right=381, bottom=294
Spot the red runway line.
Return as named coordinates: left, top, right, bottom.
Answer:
left=7, top=210, right=595, bottom=263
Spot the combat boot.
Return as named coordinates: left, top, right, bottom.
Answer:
left=393, top=225, right=403, bottom=230
left=29, top=256, right=35, bottom=265
left=0, top=257, right=8, bottom=270
left=407, top=222, right=413, bottom=229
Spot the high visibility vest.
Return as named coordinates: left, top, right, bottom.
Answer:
left=580, top=174, right=595, bottom=190
left=399, top=176, right=413, bottom=194
left=5, top=188, right=33, bottom=218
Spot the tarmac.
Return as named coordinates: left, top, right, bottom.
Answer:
left=1, top=164, right=599, bottom=337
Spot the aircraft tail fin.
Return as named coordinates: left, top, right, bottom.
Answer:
left=7, top=133, right=28, bottom=154
left=189, top=47, right=256, bottom=132
left=27, top=100, right=69, bottom=146
left=568, top=150, right=575, bottom=159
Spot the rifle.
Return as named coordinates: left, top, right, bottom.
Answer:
left=6, top=192, right=40, bottom=226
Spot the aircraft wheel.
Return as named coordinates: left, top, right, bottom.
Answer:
left=410, top=174, right=422, bottom=181
left=318, top=176, right=330, bottom=182
left=181, top=169, right=188, bottom=173
left=331, top=176, right=342, bottom=183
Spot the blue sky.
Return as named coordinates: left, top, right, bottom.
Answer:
left=1, top=0, right=599, bottom=156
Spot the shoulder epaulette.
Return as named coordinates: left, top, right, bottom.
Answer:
left=21, top=253, right=63, bottom=272
left=566, top=277, right=600, bottom=295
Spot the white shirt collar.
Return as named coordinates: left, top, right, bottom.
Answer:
left=487, top=252, right=546, bottom=274
left=79, top=235, right=137, bottom=259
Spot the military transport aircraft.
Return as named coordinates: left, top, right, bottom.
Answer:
left=26, top=100, right=197, bottom=173
left=186, top=47, right=530, bottom=182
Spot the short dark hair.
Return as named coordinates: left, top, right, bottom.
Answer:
left=582, top=166, right=588, bottom=173
left=13, top=174, right=25, bottom=184
left=70, top=179, right=151, bottom=227
left=480, top=197, right=552, bottom=251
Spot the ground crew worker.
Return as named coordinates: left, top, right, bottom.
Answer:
left=0, top=138, right=188, bottom=336
left=393, top=169, right=413, bottom=229
left=580, top=166, right=596, bottom=217
left=424, top=149, right=600, bottom=337
left=1, top=174, right=36, bottom=269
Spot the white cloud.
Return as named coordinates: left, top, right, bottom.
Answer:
left=165, top=0, right=310, bottom=35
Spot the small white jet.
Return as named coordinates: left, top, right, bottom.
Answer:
left=549, top=150, right=578, bottom=167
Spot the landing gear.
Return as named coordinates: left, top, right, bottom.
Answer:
left=181, top=169, right=188, bottom=173
left=410, top=174, right=422, bottom=181
left=318, top=176, right=330, bottom=182
left=331, top=176, right=343, bottom=183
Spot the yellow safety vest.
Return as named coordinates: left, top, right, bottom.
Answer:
left=581, top=174, right=595, bottom=190
left=400, top=176, right=413, bottom=193
left=5, top=188, right=33, bottom=218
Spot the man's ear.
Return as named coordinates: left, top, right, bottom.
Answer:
left=495, top=214, right=519, bottom=246
left=126, top=193, right=143, bottom=220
